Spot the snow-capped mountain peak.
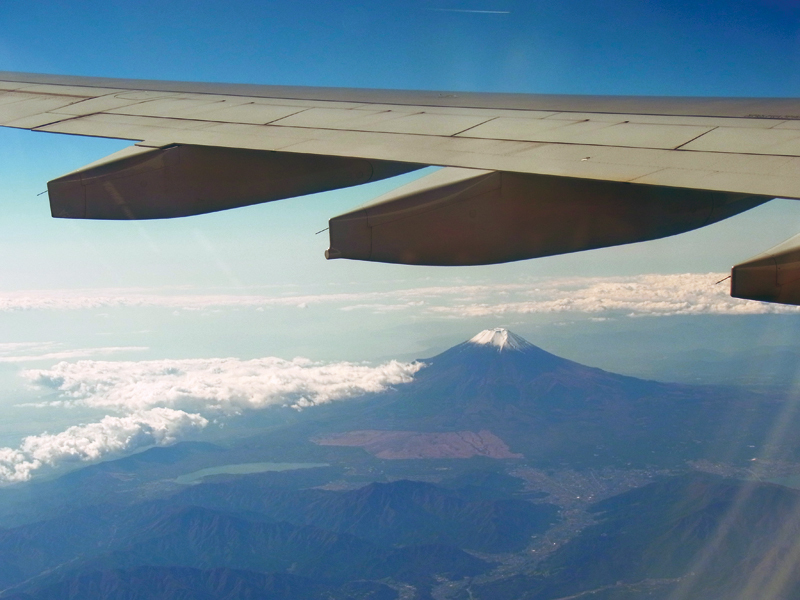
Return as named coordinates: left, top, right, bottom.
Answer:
left=467, top=328, right=531, bottom=352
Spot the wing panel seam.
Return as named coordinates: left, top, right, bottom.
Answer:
left=450, top=117, right=498, bottom=137
left=673, top=126, right=719, bottom=150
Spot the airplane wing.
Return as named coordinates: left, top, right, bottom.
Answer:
left=1, top=71, right=798, bottom=304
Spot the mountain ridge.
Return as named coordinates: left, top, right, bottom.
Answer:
left=318, top=328, right=782, bottom=468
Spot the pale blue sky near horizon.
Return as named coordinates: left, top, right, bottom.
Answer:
left=0, top=0, right=799, bottom=461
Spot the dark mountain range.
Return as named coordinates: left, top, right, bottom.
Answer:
left=3, top=567, right=397, bottom=600
left=470, top=473, right=800, bottom=600
left=0, top=480, right=496, bottom=597
left=7, top=472, right=800, bottom=600
left=174, top=477, right=558, bottom=552
left=319, top=328, right=792, bottom=467
left=76, top=508, right=486, bottom=583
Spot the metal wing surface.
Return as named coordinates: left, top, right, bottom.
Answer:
left=1, top=71, right=799, bottom=304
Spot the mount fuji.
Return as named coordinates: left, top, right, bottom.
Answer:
left=317, top=328, right=788, bottom=468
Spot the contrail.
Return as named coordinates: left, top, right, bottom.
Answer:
left=427, top=8, right=511, bottom=14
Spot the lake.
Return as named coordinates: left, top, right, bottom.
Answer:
left=175, top=461, right=329, bottom=484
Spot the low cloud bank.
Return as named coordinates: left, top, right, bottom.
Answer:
left=0, top=356, right=422, bottom=483
left=0, top=408, right=207, bottom=483
left=0, top=273, right=792, bottom=317
left=24, top=357, right=424, bottom=413
left=424, top=274, right=794, bottom=318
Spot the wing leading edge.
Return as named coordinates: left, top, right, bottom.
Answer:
left=2, top=71, right=799, bottom=305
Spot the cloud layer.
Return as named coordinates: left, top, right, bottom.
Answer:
left=0, top=408, right=207, bottom=483
left=423, top=274, right=796, bottom=318
left=0, top=273, right=792, bottom=318
left=24, top=357, right=424, bottom=413
left=0, top=356, right=422, bottom=483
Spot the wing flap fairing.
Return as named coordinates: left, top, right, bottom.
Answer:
left=732, top=235, right=800, bottom=305
left=48, top=144, right=421, bottom=220
left=327, top=167, right=771, bottom=266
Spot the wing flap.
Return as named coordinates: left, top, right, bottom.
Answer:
left=105, top=97, right=232, bottom=118
left=51, top=95, right=147, bottom=115
left=463, top=118, right=715, bottom=149
left=272, top=108, right=494, bottom=136
left=0, top=93, right=82, bottom=125
left=682, top=126, right=800, bottom=155
left=110, top=100, right=306, bottom=124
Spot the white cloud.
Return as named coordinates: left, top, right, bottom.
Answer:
left=24, top=357, right=424, bottom=413
left=4, top=355, right=422, bottom=483
left=421, top=274, right=799, bottom=318
left=0, top=274, right=788, bottom=318
left=0, top=408, right=207, bottom=483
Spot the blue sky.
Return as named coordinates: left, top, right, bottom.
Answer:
left=0, top=0, right=800, bottom=477
left=3, top=0, right=800, bottom=96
